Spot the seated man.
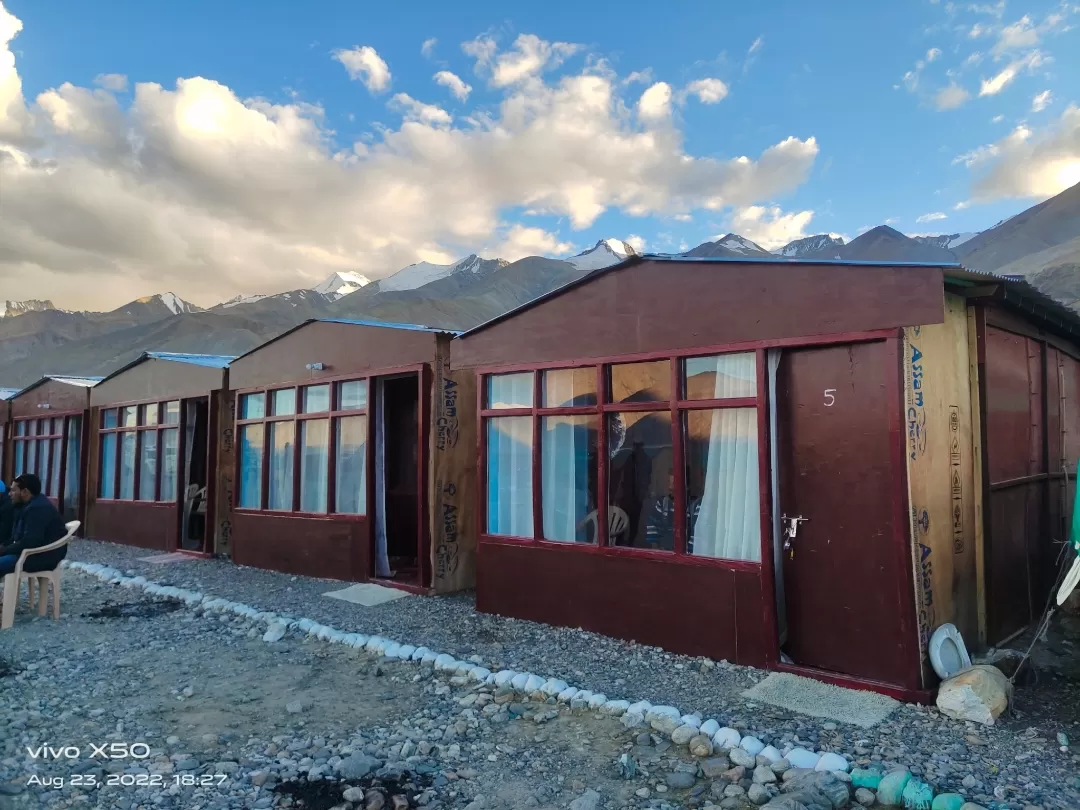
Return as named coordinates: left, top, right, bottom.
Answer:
left=0, top=474, right=68, bottom=576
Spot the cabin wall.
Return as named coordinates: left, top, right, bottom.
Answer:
left=10, top=380, right=90, bottom=418
left=230, top=512, right=368, bottom=581
left=429, top=336, right=477, bottom=593
left=91, top=361, right=225, bottom=406
left=904, top=293, right=979, bottom=683
left=89, top=501, right=177, bottom=551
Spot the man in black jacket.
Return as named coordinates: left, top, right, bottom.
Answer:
left=0, top=474, right=68, bottom=576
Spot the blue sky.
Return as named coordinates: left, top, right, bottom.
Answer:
left=2, top=0, right=1079, bottom=308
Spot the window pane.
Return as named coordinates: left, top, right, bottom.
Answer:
left=299, top=419, right=329, bottom=513
left=335, top=416, right=367, bottom=514
left=26, top=420, right=37, bottom=436
left=49, top=438, right=61, bottom=496
left=271, top=389, right=296, bottom=416
left=338, top=380, right=368, bottom=411
left=685, top=353, right=757, bottom=400
left=16, top=420, right=26, bottom=436
left=268, top=422, right=295, bottom=510
left=608, top=410, right=674, bottom=549
left=487, top=373, right=533, bottom=409
left=119, top=432, right=137, bottom=499
left=541, top=415, right=598, bottom=542
left=238, top=424, right=264, bottom=509
left=122, top=406, right=138, bottom=427
left=99, top=434, right=116, bottom=498
left=138, top=432, right=157, bottom=501
left=610, top=360, right=671, bottom=404
left=543, top=368, right=597, bottom=408
left=14, top=442, right=25, bottom=478
left=685, top=409, right=760, bottom=561
left=25, top=438, right=37, bottom=476
left=51, top=417, right=63, bottom=435
left=63, top=416, right=82, bottom=521
left=160, top=428, right=179, bottom=502
left=36, top=439, right=48, bottom=482
left=486, top=416, right=533, bottom=535
left=164, top=401, right=181, bottom=425
left=141, top=403, right=159, bottom=426
left=302, top=385, right=331, bottom=414
left=240, top=393, right=265, bottom=420
left=102, top=409, right=118, bottom=429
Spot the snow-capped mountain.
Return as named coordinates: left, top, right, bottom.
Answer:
left=683, top=233, right=773, bottom=259
left=1, top=299, right=55, bottom=318
left=911, top=232, right=979, bottom=251
left=220, top=293, right=270, bottom=309
left=112, top=293, right=201, bottom=318
left=376, top=255, right=501, bottom=292
left=777, top=234, right=846, bottom=258
left=567, top=239, right=638, bottom=271
left=312, top=271, right=373, bottom=299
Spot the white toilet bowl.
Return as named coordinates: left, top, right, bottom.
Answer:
left=929, top=622, right=972, bottom=680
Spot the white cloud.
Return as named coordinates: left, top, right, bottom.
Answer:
left=624, top=69, right=654, bottom=85
left=935, top=83, right=971, bottom=110
left=979, top=49, right=1047, bottom=96
left=962, top=105, right=1080, bottom=201
left=0, top=14, right=819, bottom=310
left=490, top=224, right=573, bottom=260
left=433, top=70, right=471, bottom=101
left=0, top=1, right=32, bottom=142
left=744, top=36, right=764, bottom=72
left=927, top=47, right=943, bottom=62
left=683, top=78, right=729, bottom=104
left=916, top=211, right=948, bottom=222
left=626, top=234, right=647, bottom=252
left=93, top=73, right=128, bottom=92
left=969, top=1, right=1006, bottom=18
left=748, top=36, right=764, bottom=55
left=992, top=113, right=1005, bottom=122
left=421, top=38, right=437, bottom=59
left=1032, top=89, right=1053, bottom=112
left=963, top=52, right=984, bottom=67
left=727, top=205, right=814, bottom=250
left=332, top=45, right=391, bottom=93
left=953, top=200, right=970, bottom=210
left=637, top=82, right=673, bottom=121
left=466, top=33, right=579, bottom=88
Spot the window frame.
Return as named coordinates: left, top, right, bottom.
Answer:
left=10, top=412, right=78, bottom=502
left=97, top=398, right=182, bottom=504
left=232, top=369, right=389, bottom=518
left=478, top=345, right=768, bottom=571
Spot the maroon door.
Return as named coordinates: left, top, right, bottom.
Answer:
left=777, top=341, right=912, bottom=685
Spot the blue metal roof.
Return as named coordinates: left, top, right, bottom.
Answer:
left=145, top=352, right=236, bottom=369
left=639, top=252, right=965, bottom=269
left=0, top=388, right=19, bottom=400
left=7, top=375, right=103, bottom=400
left=317, top=318, right=462, bottom=335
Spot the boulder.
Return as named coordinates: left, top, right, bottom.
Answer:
left=713, top=727, right=743, bottom=750
left=935, top=665, right=1010, bottom=726
left=930, top=795, right=965, bottom=810
left=875, top=771, right=910, bottom=807
left=850, top=769, right=883, bottom=790
left=787, top=748, right=822, bottom=770
left=672, top=725, right=698, bottom=746
left=689, top=734, right=714, bottom=757
left=815, top=753, right=850, bottom=773
left=782, top=770, right=850, bottom=809
left=900, top=778, right=933, bottom=810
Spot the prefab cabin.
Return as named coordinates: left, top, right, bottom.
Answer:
left=3, top=376, right=100, bottom=525
left=0, top=388, right=16, bottom=483
left=451, top=255, right=1080, bottom=699
left=226, top=318, right=476, bottom=593
left=85, top=353, right=235, bottom=554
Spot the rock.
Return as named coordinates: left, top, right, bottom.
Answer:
left=343, top=786, right=367, bottom=802
left=759, top=745, right=783, bottom=763
left=690, top=734, right=714, bottom=757
left=724, top=784, right=746, bottom=798
left=771, top=759, right=791, bottom=775
left=749, top=784, right=772, bottom=805
left=957, top=805, right=986, bottom=810
left=900, top=778, right=933, bottom=810
left=741, top=736, right=766, bottom=756
left=930, top=795, right=965, bottom=810
left=666, top=771, right=697, bottom=790
left=700, top=719, right=721, bottom=738
left=338, top=753, right=383, bottom=780
left=730, top=747, right=757, bottom=768
left=935, top=665, right=1011, bottom=726
left=713, top=726, right=743, bottom=749
left=787, top=748, right=822, bottom=770
left=722, top=765, right=747, bottom=783
left=621, top=712, right=646, bottom=729
left=672, top=724, right=698, bottom=746
left=851, top=770, right=883, bottom=790
left=856, top=788, right=877, bottom=806
left=600, top=699, right=630, bottom=716
left=755, top=765, right=779, bottom=784
left=702, top=757, right=732, bottom=778
left=875, top=771, right=911, bottom=807
left=783, top=771, right=851, bottom=809
left=365, top=790, right=386, bottom=810
left=816, top=753, right=850, bottom=773
left=568, top=790, right=601, bottom=810
left=285, top=700, right=304, bottom=714
left=262, top=622, right=287, bottom=642
left=652, top=714, right=683, bottom=735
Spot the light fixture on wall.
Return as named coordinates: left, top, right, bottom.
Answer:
left=305, top=363, right=325, bottom=371
left=37, top=403, right=51, bottom=409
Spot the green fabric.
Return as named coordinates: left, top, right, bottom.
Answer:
left=1070, top=467, right=1080, bottom=554
left=931, top=794, right=966, bottom=810
left=902, top=778, right=934, bottom=810
left=851, top=768, right=883, bottom=790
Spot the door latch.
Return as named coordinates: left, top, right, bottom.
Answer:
left=781, top=514, right=808, bottom=559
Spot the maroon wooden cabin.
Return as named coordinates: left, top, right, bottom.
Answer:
left=451, top=255, right=1080, bottom=700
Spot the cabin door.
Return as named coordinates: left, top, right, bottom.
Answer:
left=775, top=341, right=911, bottom=685
left=180, top=398, right=210, bottom=552
left=373, top=374, right=421, bottom=586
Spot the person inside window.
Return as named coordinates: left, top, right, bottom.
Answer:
left=645, top=474, right=703, bottom=552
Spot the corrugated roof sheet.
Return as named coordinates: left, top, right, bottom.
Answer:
left=42, top=375, right=103, bottom=388
left=144, top=352, right=236, bottom=368
left=231, top=317, right=459, bottom=363
left=0, top=388, right=19, bottom=400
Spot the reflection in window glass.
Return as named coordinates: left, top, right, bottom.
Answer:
left=119, top=432, right=137, bottom=499
left=685, top=353, right=757, bottom=400
left=610, top=360, right=671, bottom=404
left=542, top=368, right=597, bottom=408
left=160, top=428, right=179, bottom=502
left=335, top=416, right=367, bottom=514
left=141, top=403, right=159, bottom=426
left=271, top=388, right=296, bottom=416
left=26, top=439, right=37, bottom=479
left=607, top=410, right=674, bottom=549
left=163, top=401, right=181, bottom=425
left=487, top=373, right=533, bottom=409
left=122, top=406, right=138, bottom=427
left=486, top=417, right=533, bottom=535
left=102, top=409, right=118, bottom=429
left=26, top=420, right=37, bottom=436
left=238, top=425, right=264, bottom=509
left=51, top=418, right=63, bottom=435
left=16, top=420, right=27, bottom=436
left=138, top=432, right=157, bottom=501
left=63, top=416, right=82, bottom=521
left=338, top=380, right=368, bottom=411
left=541, top=415, right=598, bottom=542
left=49, top=437, right=61, bottom=496
left=302, top=385, right=331, bottom=414
left=299, top=419, right=329, bottom=513
left=99, top=434, right=116, bottom=498
left=268, top=422, right=295, bottom=510
left=36, top=439, right=48, bottom=481
left=240, top=393, right=265, bottom=420
left=684, top=409, right=760, bottom=561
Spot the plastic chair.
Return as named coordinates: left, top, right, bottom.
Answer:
left=578, top=506, right=630, bottom=543
left=1, top=520, right=79, bottom=630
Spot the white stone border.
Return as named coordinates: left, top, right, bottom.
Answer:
left=63, top=560, right=851, bottom=776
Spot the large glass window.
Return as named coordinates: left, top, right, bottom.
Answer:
left=160, top=428, right=179, bottom=502
left=119, top=432, right=137, bottom=499
left=482, top=351, right=763, bottom=563
left=98, top=401, right=182, bottom=502
left=99, top=433, right=117, bottom=498
left=237, top=381, right=370, bottom=516
left=138, top=432, right=157, bottom=501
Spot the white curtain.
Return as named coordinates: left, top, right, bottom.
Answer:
left=182, top=400, right=196, bottom=539
left=487, top=417, right=533, bottom=536
left=541, top=417, right=590, bottom=542
left=374, top=381, right=391, bottom=577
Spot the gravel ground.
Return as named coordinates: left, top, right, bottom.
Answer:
left=0, top=538, right=1074, bottom=809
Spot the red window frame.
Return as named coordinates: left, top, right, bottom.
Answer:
left=98, top=399, right=181, bottom=503
left=233, top=374, right=373, bottom=517
left=478, top=346, right=768, bottom=571
left=11, top=414, right=73, bottom=499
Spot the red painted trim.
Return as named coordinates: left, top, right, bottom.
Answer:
left=476, top=375, right=487, bottom=539
left=755, top=349, right=779, bottom=668
left=480, top=407, right=532, bottom=417
left=176, top=549, right=213, bottom=559
left=479, top=534, right=763, bottom=571
left=671, top=359, right=686, bottom=556
left=531, top=370, right=542, bottom=541
left=418, top=366, right=433, bottom=587
left=232, top=507, right=366, bottom=521
left=776, top=662, right=933, bottom=704
left=373, top=578, right=432, bottom=596
left=596, top=364, right=608, bottom=548
left=232, top=363, right=426, bottom=398
left=677, top=397, right=758, bottom=410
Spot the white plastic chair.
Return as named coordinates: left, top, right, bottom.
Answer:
left=1, top=520, right=79, bottom=630
left=578, top=506, right=629, bottom=543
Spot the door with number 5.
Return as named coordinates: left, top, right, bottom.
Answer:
left=776, top=340, right=916, bottom=688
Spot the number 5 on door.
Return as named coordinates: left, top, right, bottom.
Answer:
left=824, top=389, right=836, bottom=407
